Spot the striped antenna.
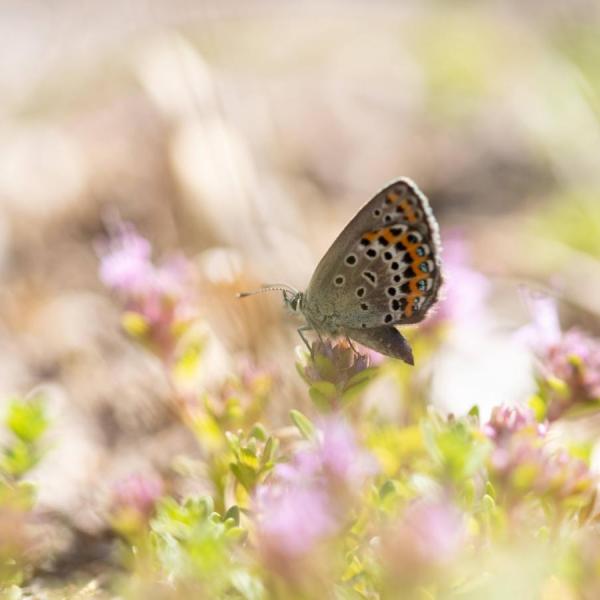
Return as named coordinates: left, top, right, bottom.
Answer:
left=237, top=284, right=299, bottom=299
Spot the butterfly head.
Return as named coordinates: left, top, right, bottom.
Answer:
left=283, top=289, right=304, bottom=314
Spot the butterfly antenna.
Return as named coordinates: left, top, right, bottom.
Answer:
left=237, top=284, right=299, bottom=299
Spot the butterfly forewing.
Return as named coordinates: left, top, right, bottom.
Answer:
left=303, top=178, right=441, bottom=331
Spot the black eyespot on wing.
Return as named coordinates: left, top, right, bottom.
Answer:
left=384, top=314, right=393, bottom=323
left=384, top=251, right=393, bottom=260
left=391, top=299, right=400, bottom=311
left=407, top=234, right=418, bottom=244
left=393, top=274, right=401, bottom=283
left=402, top=253, right=413, bottom=264
left=334, top=275, right=344, bottom=286
left=366, top=248, right=377, bottom=258
left=346, top=254, right=357, bottom=265
left=400, top=282, right=411, bottom=293
left=360, top=303, right=369, bottom=311
left=360, top=238, right=370, bottom=246
left=378, top=236, right=389, bottom=247
left=356, top=287, right=366, bottom=297
left=404, top=266, right=416, bottom=278
left=387, top=287, right=396, bottom=296
left=391, top=261, right=400, bottom=270
left=395, top=241, right=406, bottom=251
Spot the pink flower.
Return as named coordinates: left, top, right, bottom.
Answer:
left=519, top=293, right=600, bottom=420
left=254, top=417, right=376, bottom=563
left=483, top=402, right=595, bottom=508
left=384, top=500, right=465, bottom=580
left=111, top=473, right=164, bottom=531
left=302, top=340, right=370, bottom=387
left=483, top=405, right=546, bottom=442
left=318, top=417, right=378, bottom=486
left=98, top=221, right=196, bottom=360
left=99, top=223, right=154, bottom=296
left=254, top=484, right=337, bottom=558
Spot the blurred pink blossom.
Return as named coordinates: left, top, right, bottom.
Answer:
left=98, top=221, right=196, bottom=359
left=384, top=500, right=465, bottom=580
left=254, top=484, right=336, bottom=558
left=519, top=293, right=600, bottom=420
left=318, top=417, right=378, bottom=485
left=111, top=473, right=164, bottom=525
left=483, top=405, right=546, bottom=442
left=483, top=402, right=594, bottom=506
left=254, top=417, right=376, bottom=562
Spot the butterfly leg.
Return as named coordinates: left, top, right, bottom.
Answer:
left=345, top=335, right=358, bottom=354
left=297, top=326, right=313, bottom=352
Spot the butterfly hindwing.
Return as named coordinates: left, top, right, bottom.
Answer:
left=346, top=326, right=414, bottom=365
left=303, top=178, right=442, bottom=330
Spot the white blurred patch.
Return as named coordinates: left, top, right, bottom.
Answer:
left=431, top=327, right=535, bottom=421
left=0, top=126, right=86, bottom=217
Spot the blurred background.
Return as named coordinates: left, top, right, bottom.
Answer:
left=1, top=0, right=600, bottom=590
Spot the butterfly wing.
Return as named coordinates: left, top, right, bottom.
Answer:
left=303, top=178, right=442, bottom=331
left=346, top=326, right=414, bottom=365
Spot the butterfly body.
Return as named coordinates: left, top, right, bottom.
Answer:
left=240, top=178, right=442, bottom=365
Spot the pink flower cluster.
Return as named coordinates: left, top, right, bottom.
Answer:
left=98, top=222, right=196, bottom=360
left=521, top=294, right=600, bottom=420
left=302, top=340, right=370, bottom=388
left=254, top=417, right=376, bottom=563
left=383, top=499, right=465, bottom=583
left=483, top=405, right=594, bottom=507
left=110, top=473, right=164, bottom=530
left=483, top=405, right=546, bottom=444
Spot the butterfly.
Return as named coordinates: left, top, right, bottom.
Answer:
left=239, top=178, right=442, bottom=365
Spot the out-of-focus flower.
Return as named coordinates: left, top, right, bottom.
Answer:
left=483, top=405, right=594, bottom=510
left=483, top=405, right=546, bottom=442
left=98, top=221, right=197, bottom=361
left=383, top=499, right=465, bottom=583
left=254, top=416, right=375, bottom=567
left=110, top=473, right=164, bottom=535
left=254, top=484, right=336, bottom=559
left=425, top=231, right=490, bottom=329
left=318, top=417, right=378, bottom=487
left=519, top=294, right=600, bottom=421
left=299, top=340, right=376, bottom=410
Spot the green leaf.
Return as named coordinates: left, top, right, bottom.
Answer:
left=230, top=463, right=257, bottom=492
left=6, top=396, right=48, bottom=444
left=528, top=394, right=547, bottom=422
left=224, top=505, right=240, bottom=526
left=289, top=410, right=316, bottom=441
left=379, top=479, right=398, bottom=500
left=249, top=424, right=267, bottom=442
left=467, top=404, right=480, bottom=419
left=347, top=367, right=378, bottom=388
left=261, top=437, right=277, bottom=466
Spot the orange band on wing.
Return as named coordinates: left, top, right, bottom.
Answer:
left=385, top=191, right=401, bottom=204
